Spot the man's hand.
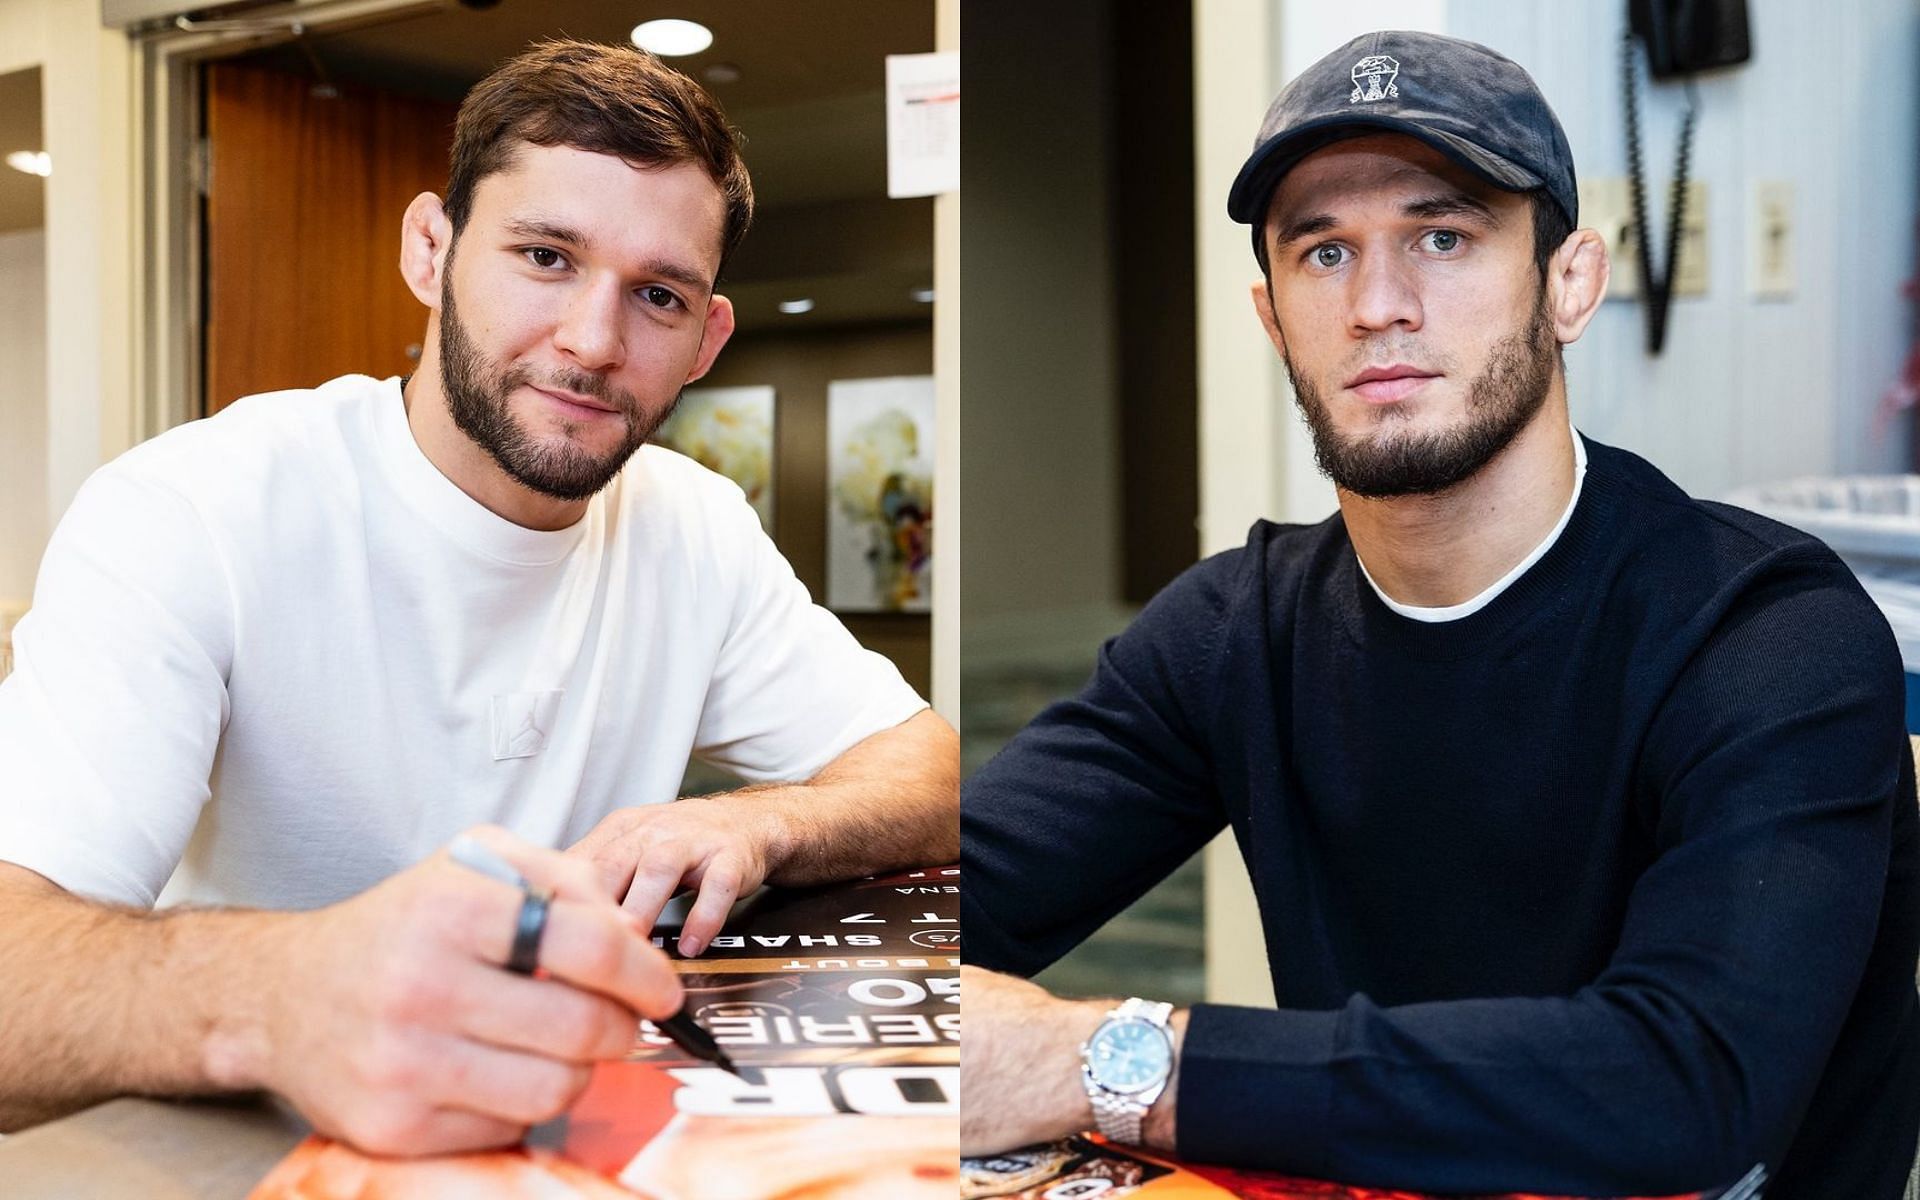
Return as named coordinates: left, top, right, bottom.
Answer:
left=0, top=827, right=683, bottom=1153
left=567, top=794, right=777, bottom=957
left=959, top=966, right=1186, bottom=1157
left=568, top=710, right=959, bottom=955
left=244, top=826, right=684, bottom=1156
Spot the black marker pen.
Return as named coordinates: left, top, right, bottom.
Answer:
left=447, top=834, right=747, bottom=1080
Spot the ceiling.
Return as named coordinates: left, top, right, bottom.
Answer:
left=0, top=68, right=44, bottom=234
left=240, top=0, right=936, bottom=332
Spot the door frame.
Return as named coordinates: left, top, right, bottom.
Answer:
left=130, top=0, right=439, bottom=439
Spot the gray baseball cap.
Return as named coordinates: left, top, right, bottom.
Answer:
left=1228, top=31, right=1577, bottom=248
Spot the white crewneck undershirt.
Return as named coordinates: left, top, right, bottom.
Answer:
left=1357, top=425, right=1587, bottom=623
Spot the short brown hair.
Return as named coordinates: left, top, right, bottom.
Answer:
left=445, top=39, right=753, bottom=273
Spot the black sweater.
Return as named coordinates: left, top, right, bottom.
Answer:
left=963, top=437, right=1920, bottom=1197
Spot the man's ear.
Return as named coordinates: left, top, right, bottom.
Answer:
left=684, top=294, right=737, bottom=383
left=1547, top=227, right=1609, bottom=347
left=1249, top=279, right=1287, bottom=358
left=399, top=192, right=454, bottom=310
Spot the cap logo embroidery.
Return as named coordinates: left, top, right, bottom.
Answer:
left=1350, top=54, right=1400, bottom=103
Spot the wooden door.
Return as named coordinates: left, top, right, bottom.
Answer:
left=204, top=61, right=457, bottom=414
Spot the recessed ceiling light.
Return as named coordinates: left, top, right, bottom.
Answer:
left=910, top=287, right=936, bottom=304
left=631, top=18, right=713, bottom=57
left=702, top=62, right=742, bottom=85
left=5, top=150, right=50, bottom=178
left=777, top=298, right=815, bottom=315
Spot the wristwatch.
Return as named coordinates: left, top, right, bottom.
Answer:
left=1079, top=996, right=1175, bottom=1144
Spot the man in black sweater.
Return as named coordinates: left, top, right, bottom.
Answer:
left=960, top=30, right=1920, bottom=1198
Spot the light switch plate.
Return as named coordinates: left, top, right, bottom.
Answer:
left=1749, top=180, right=1795, bottom=300
left=1579, top=176, right=1640, bottom=300
left=1671, top=181, right=1709, bottom=298
left=1579, top=176, right=1707, bottom=300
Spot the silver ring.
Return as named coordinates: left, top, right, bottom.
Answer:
left=507, top=886, right=552, bottom=975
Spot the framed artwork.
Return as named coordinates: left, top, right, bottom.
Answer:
left=827, top=375, right=934, bottom=613
left=652, top=385, right=776, bottom=532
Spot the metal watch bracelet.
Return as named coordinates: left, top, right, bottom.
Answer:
left=1083, top=997, right=1175, bottom=1144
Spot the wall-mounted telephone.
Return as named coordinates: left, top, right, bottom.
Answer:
left=1629, top=0, right=1751, bottom=79
left=1623, top=0, right=1751, bottom=354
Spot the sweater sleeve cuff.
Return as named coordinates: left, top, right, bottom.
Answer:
left=1175, top=1002, right=1342, bottom=1173
left=960, top=888, right=1040, bottom=978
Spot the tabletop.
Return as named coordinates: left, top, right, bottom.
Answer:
left=0, top=1094, right=305, bottom=1198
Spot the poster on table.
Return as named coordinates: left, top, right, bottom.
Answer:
left=247, top=868, right=960, bottom=1200
left=961, top=1137, right=1749, bottom=1200
left=650, top=384, right=776, bottom=533
left=826, top=375, right=935, bottom=613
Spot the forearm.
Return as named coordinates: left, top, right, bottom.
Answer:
left=960, top=966, right=1188, bottom=1156
left=715, top=709, right=959, bottom=887
left=960, top=973, right=1104, bottom=1154
left=0, top=865, right=287, bottom=1129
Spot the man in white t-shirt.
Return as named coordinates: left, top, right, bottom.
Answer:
left=0, top=40, right=956, bottom=1156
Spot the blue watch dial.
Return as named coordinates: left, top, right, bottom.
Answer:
left=1089, top=1019, right=1170, bottom=1093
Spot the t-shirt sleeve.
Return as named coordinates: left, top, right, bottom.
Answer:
left=691, top=493, right=925, bottom=783
left=0, top=468, right=234, bottom=906
left=961, top=551, right=1240, bottom=977
left=1175, top=551, right=1909, bottom=1194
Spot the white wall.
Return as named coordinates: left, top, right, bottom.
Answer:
left=0, top=228, right=46, bottom=606
left=0, top=0, right=135, bottom=582
left=1198, top=0, right=1291, bottom=557
left=1448, top=0, right=1920, bottom=497
left=932, top=0, right=958, bottom=722
left=0, top=0, right=45, bottom=74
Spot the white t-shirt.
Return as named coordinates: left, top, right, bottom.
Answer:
left=0, top=375, right=926, bottom=910
left=1357, top=427, right=1589, bottom=622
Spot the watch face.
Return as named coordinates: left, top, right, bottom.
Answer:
left=1087, top=1018, right=1170, bottom=1095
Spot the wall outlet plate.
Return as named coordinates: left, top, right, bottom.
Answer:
left=1579, top=176, right=1707, bottom=300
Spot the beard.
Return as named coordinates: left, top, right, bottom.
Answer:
left=1284, top=287, right=1558, bottom=499
left=438, top=255, right=678, bottom=502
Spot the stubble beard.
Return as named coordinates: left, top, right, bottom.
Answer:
left=438, top=248, right=679, bottom=502
left=1283, top=286, right=1559, bottom=499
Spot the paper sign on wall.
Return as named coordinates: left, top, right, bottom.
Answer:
left=885, top=51, right=959, bottom=198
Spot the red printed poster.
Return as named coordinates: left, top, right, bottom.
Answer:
left=246, top=864, right=1746, bottom=1200
left=961, top=1136, right=1747, bottom=1200
left=248, top=868, right=961, bottom=1199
